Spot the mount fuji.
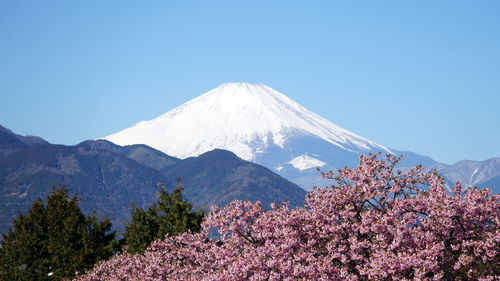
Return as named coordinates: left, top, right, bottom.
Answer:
left=103, top=82, right=434, bottom=190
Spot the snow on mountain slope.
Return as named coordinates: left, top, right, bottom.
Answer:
left=288, top=155, right=326, bottom=171
left=103, top=82, right=392, bottom=161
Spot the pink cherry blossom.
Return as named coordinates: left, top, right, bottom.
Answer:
left=75, top=153, right=499, bottom=281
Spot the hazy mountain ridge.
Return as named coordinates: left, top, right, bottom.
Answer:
left=0, top=126, right=305, bottom=234
left=0, top=137, right=169, bottom=234
left=432, top=158, right=500, bottom=193
left=160, top=149, right=306, bottom=209
left=77, top=139, right=180, bottom=171
left=0, top=125, right=29, bottom=156
left=478, top=176, right=500, bottom=193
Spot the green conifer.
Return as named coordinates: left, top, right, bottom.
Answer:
left=123, top=181, right=204, bottom=253
left=0, top=186, right=118, bottom=281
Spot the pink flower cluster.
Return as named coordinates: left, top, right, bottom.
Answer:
left=75, top=154, right=499, bottom=281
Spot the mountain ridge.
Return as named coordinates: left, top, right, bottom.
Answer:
left=0, top=126, right=305, bottom=234
left=161, top=149, right=306, bottom=209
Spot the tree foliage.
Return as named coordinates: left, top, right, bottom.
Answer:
left=123, top=181, right=204, bottom=254
left=77, top=154, right=499, bottom=280
left=0, top=187, right=118, bottom=281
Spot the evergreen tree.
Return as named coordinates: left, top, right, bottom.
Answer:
left=0, top=186, right=118, bottom=281
left=123, top=181, right=204, bottom=253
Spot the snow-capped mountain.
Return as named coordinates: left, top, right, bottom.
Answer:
left=102, top=82, right=409, bottom=190
left=105, top=82, right=392, bottom=159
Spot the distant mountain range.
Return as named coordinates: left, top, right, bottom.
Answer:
left=0, top=125, right=305, bottom=234
left=103, top=82, right=500, bottom=193
left=1, top=83, right=498, bottom=234
left=434, top=158, right=500, bottom=192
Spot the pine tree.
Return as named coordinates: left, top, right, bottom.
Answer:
left=123, top=181, right=204, bottom=253
left=0, top=186, right=118, bottom=281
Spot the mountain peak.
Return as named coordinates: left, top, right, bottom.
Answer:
left=103, top=83, right=392, bottom=161
left=219, top=81, right=265, bottom=89
left=180, top=82, right=289, bottom=114
left=215, top=82, right=278, bottom=96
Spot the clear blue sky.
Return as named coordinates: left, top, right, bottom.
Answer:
left=1, top=1, right=498, bottom=164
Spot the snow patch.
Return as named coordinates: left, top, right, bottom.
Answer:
left=288, top=155, right=326, bottom=171
left=469, top=167, right=479, bottom=187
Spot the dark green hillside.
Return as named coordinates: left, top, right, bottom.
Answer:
left=0, top=142, right=171, bottom=234
left=0, top=126, right=308, bottom=235
left=161, top=149, right=306, bottom=210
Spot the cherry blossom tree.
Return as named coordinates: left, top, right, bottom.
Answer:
left=75, top=154, right=499, bottom=281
